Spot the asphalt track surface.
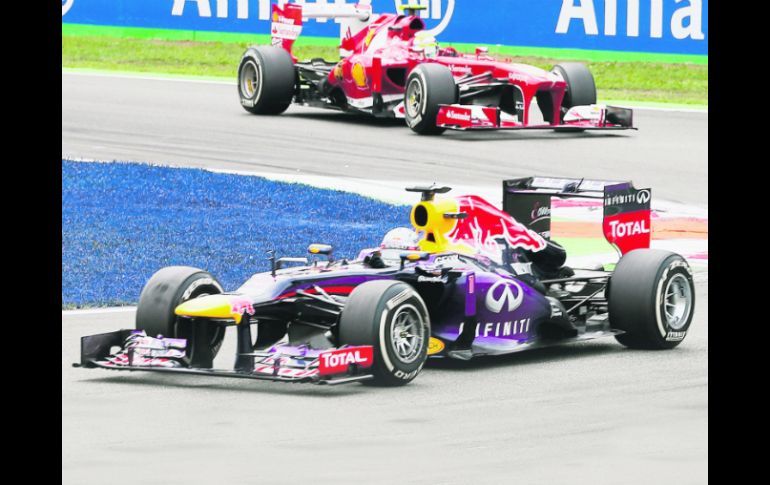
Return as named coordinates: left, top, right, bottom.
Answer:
left=62, top=72, right=708, bottom=484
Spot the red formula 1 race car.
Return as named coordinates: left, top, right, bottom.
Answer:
left=237, top=1, right=635, bottom=135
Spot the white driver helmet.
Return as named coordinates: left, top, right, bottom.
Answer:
left=380, top=227, right=420, bottom=250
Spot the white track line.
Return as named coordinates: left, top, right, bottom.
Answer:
left=63, top=306, right=136, bottom=316
left=62, top=70, right=707, bottom=114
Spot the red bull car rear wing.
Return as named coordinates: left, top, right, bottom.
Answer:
left=436, top=104, right=635, bottom=131
left=502, top=176, right=651, bottom=256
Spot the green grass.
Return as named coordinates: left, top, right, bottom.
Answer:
left=62, top=34, right=707, bottom=106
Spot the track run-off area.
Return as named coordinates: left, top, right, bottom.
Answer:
left=62, top=71, right=708, bottom=485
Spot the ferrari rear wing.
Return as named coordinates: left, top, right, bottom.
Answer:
left=271, top=1, right=373, bottom=58
left=502, top=176, right=652, bottom=256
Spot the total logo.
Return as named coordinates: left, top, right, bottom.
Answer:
left=62, top=0, right=74, bottom=16
left=393, top=0, right=455, bottom=36
left=485, top=279, right=524, bottom=314
left=318, top=346, right=374, bottom=375
left=607, top=218, right=650, bottom=238
left=320, top=349, right=368, bottom=368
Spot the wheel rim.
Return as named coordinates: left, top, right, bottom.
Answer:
left=405, top=78, right=423, bottom=118
left=241, top=60, right=261, bottom=99
left=174, top=289, right=225, bottom=349
left=663, top=274, right=692, bottom=330
left=389, top=304, right=425, bottom=364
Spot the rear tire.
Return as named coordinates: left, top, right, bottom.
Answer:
left=404, top=64, right=457, bottom=135
left=135, top=266, right=226, bottom=358
left=609, top=250, right=695, bottom=349
left=339, top=280, right=430, bottom=386
left=238, top=46, right=296, bottom=115
left=552, top=62, right=596, bottom=123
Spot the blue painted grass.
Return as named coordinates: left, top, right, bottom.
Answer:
left=62, top=160, right=409, bottom=308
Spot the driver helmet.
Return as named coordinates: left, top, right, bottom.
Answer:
left=380, top=227, right=421, bottom=250
left=413, top=33, right=439, bottom=58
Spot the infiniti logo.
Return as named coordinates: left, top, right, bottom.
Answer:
left=394, top=0, right=455, bottom=37
left=485, top=279, right=524, bottom=314
left=636, top=189, right=651, bottom=204
left=62, top=0, right=74, bottom=16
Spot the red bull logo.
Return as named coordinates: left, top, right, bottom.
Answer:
left=447, top=195, right=546, bottom=254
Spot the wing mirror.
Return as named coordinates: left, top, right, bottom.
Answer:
left=308, top=244, right=334, bottom=263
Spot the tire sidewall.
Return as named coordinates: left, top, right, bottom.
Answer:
left=404, top=64, right=455, bottom=135
left=371, top=284, right=430, bottom=383
left=136, top=268, right=225, bottom=354
left=238, top=51, right=264, bottom=108
left=651, top=258, right=695, bottom=347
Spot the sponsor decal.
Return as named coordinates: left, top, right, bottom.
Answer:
left=445, top=109, right=471, bottom=122
left=636, top=189, right=651, bottom=204
left=450, top=65, right=473, bottom=76
left=352, top=63, right=368, bottom=87
left=230, top=296, right=255, bottom=323
left=666, top=331, right=687, bottom=342
left=418, top=275, right=445, bottom=283
left=603, top=184, right=652, bottom=255
left=530, top=203, right=551, bottom=224
left=318, top=346, right=374, bottom=376
left=62, top=0, right=74, bottom=16
left=485, top=279, right=524, bottom=313
left=555, top=0, right=705, bottom=41
left=394, top=367, right=422, bottom=380
left=427, top=337, right=445, bottom=355
left=447, top=195, right=547, bottom=255
left=457, top=318, right=531, bottom=338
left=607, top=218, right=650, bottom=239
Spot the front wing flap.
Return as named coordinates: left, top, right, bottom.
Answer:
left=436, top=104, right=636, bottom=131
left=74, top=329, right=375, bottom=386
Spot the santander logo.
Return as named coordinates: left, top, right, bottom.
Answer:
left=445, top=109, right=471, bottom=121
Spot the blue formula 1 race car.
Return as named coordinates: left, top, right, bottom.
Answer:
left=75, top=177, right=695, bottom=386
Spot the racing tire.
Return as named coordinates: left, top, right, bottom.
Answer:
left=237, top=46, right=296, bottom=115
left=135, top=266, right=226, bottom=358
left=552, top=62, right=596, bottom=127
left=339, top=280, right=430, bottom=386
left=404, top=63, right=457, bottom=135
left=609, top=250, right=695, bottom=350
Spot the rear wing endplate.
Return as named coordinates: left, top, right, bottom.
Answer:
left=502, top=176, right=652, bottom=256
left=271, top=1, right=373, bottom=58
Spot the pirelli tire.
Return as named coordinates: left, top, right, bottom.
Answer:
left=135, top=266, right=226, bottom=358
left=404, top=63, right=458, bottom=135
left=609, top=250, right=695, bottom=350
left=237, top=45, right=296, bottom=115
left=339, top=280, right=430, bottom=386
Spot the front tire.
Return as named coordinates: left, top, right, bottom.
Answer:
left=339, top=280, right=430, bottom=386
left=609, top=250, right=695, bottom=349
left=237, top=46, right=296, bottom=115
left=135, top=266, right=226, bottom=358
left=404, top=64, right=457, bottom=135
left=552, top=62, right=597, bottom=123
